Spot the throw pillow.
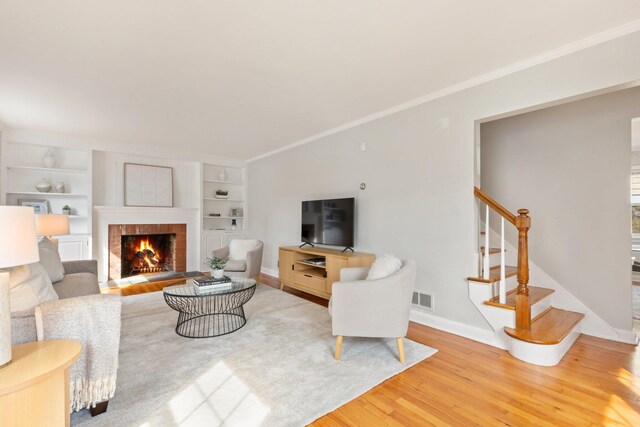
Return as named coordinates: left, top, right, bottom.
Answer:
left=228, top=239, right=260, bottom=261
left=366, top=254, right=402, bottom=280
left=8, top=263, right=59, bottom=312
left=38, top=238, right=65, bottom=283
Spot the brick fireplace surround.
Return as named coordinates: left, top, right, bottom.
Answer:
left=108, top=224, right=187, bottom=280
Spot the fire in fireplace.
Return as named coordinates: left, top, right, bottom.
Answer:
left=120, top=234, right=176, bottom=278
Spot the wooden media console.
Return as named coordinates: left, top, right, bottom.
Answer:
left=278, top=246, right=375, bottom=299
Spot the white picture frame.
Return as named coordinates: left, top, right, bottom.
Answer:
left=124, top=163, right=174, bottom=207
left=18, top=199, right=50, bottom=214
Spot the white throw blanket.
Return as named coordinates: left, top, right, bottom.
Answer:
left=35, top=294, right=121, bottom=412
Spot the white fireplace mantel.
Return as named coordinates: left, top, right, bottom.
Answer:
left=94, top=206, right=200, bottom=283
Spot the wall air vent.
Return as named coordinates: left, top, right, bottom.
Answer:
left=412, top=291, right=434, bottom=311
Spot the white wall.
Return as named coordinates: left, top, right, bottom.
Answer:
left=481, top=87, right=640, bottom=330
left=248, top=31, right=640, bottom=333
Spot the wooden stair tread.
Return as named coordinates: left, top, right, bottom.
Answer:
left=467, top=265, right=517, bottom=283
left=504, top=307, right=584, bottom=345
left=484, top=286, right=554, bottom=310
left=480, top=246, right=503, bottom=256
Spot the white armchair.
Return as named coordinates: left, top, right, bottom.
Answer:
left=213, top=240, right=264, bottom=279
left=329, top=260, right=416, bottom=363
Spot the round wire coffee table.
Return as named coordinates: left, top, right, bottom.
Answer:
left=163, top=278, right=256, bottom=338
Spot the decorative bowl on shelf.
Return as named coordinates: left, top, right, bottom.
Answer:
left=36, top=178, right=52, bottom=193
left=54, top=182, right=65, bottom=193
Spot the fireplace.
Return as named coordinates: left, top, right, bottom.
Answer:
left=108, top=224, right=187, bottom=280
left=120, top=234, right=176, bottom=278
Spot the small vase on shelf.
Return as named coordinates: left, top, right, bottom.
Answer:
left=54, top=182, right=65, bottom=193
left=231, top=219, right=237, bottom=230
left=36, top=178, right=52, bottom=193
left=42, top=150, right=56, bottom=168
left=218, top=168, right=227, bottom=182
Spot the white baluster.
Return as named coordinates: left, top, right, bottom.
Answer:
left=483, top=205, right=490, bottom=280
left=499, top=216, right=506, bottom=304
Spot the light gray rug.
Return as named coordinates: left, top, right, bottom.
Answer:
left=72, top=285, right=437, bottom=426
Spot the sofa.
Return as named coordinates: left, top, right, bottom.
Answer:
left=11, top=259, right=121, bottom=415
left=11, top=260, right=101, bottom=344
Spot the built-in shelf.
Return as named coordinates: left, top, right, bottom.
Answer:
left=7, top=165, right=88, bottom=174
left=203, top=179, right=244, bottom=185
left=203, top=216, right=244, bottom=219
left=201, top=162, right=247, bottom=234
left=1, top=140, right=93, bottom=259
left=7, top=192, right=87, bottom=197
left=203, top=198, right=245, bottom=202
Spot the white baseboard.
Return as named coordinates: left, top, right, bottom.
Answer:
left=613, top=327, right=639, bottom=345
left=261, top=267, right=279, bottom=278
left=410, top=309, right=508, bottom=350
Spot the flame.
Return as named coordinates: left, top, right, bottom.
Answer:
left=136, top=238, right=160, bottom=267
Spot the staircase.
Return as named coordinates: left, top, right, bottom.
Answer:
left=468, top=187, right=584, bottom=366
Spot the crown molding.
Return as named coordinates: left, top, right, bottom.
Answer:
left=248, top=18, right=640, bottom=163
left=3, top=128, right=247, bottom=167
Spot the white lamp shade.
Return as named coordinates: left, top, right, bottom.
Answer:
left=0, top=206, right=40, bottom=269
left=35, top=214, right=70, bottom=237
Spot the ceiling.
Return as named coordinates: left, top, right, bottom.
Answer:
left=1, top=1, right=640, bottom=160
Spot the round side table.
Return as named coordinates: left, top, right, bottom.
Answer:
left=0, top=339, right=81, bottom=426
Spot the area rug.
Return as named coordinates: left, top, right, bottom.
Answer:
left=71, top=284, right=437, bottom=426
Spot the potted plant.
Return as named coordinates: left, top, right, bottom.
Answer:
left=206, top=256, right=228, bottom=279
left=215, top=190, right=229, bottom=199
left=62, top=205, right=72, bottom=215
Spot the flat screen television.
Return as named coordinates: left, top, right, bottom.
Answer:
left=301, top=197, right=355, bottom=250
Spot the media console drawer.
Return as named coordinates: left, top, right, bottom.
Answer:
left=292, top=271, right=325, bottom=292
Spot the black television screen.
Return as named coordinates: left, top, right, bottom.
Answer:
left=301, top=197, right=355, bottom=248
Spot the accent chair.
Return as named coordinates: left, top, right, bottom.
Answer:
left=328, top=260, right=416, bottom=363
left=213, top=239, right=264, bottom=279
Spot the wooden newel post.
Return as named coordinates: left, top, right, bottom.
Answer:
left=515, top=209, right=531, bottom=330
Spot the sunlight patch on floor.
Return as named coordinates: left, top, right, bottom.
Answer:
left=160, top=360, right=270, bottom=426
left=603, top=393, right=640, bottom=425
left=602, top=371, right=640, bottom=427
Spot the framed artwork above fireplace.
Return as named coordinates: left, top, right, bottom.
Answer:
left=124, top=163, right=173, bottom=207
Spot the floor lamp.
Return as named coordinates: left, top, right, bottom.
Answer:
left=35, top=214, right=70, bottom=250
left=0, top=207, right=40, bottom=367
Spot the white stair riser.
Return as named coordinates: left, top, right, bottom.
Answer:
left=482, top=252, right=503, bottom=267
left=507, top=323, right=582, bottom=366
left=531, top=296, right=552, bottom=319
left=487, top=275, right=518, bottom=297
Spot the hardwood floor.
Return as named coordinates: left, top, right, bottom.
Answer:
left=108, top=273, right=640, bottom=425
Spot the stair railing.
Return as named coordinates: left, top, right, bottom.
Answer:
left=474, top=187, right=532, bottom=330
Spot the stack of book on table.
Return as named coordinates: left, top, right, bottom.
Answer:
left=192, top=276, right=233, bottom=293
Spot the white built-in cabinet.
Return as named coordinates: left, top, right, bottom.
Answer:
left=0, top=140, right=93, bottom=261
left=200, top=163, right=247, bottom=266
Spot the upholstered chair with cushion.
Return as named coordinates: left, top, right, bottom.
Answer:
left=328, top=257, right=416, bottom=363
left=213, top=239, right=264, bottom=279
